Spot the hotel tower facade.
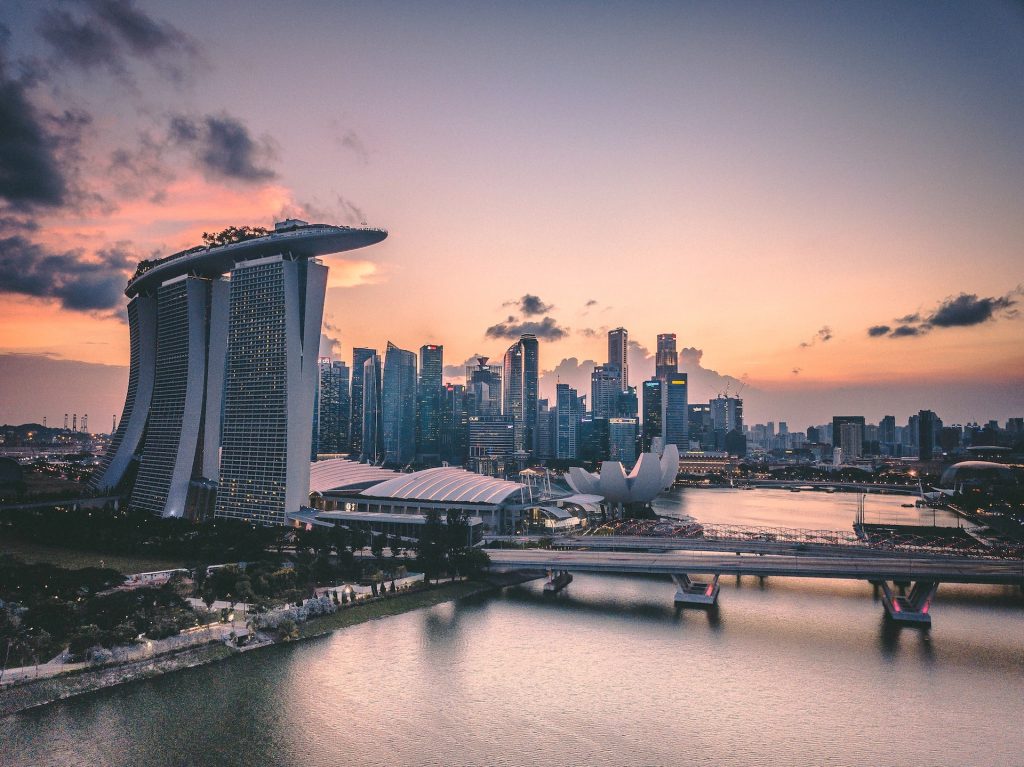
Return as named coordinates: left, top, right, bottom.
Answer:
left=92, top=220, right=387, bottom=524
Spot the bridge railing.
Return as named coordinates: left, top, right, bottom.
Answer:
left=582, top=519, right=1024, bottom=560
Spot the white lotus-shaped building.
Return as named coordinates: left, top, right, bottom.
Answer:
left=565, top=444, right=679, bottom=505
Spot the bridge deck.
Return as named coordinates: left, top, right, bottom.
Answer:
left=487, top=549, right=1024, bottom=585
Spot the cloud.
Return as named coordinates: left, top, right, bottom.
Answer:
left=799, top=325, right=833, bottom=348
left=585, top=299, right=598, bottom=307
left=539, top=357, right=598, bottom=398
left=928, top=292, right=1017, bottom=328
left=169, top=113, right=277, bottom=183
left=319, top=331, right=341, bottom=358
left=577, top=326, right=608, bottom=339
left=442, top=354, right=489, bottom=379
left=107, top=133, right=175, bottom=202
left=792, top=368, right=802, bottom=375
left=503, top=294, right=554, bottom=316
left=890, top=324, right=925, bottom=337
left=0, top=234, right=135, bottom=312
left=37, top=0, right=198, bottom=83
left=0, top=54, right=68, bottom=209
left=485, top=315, right=568, bottom=341
left=680, top=347, right=703, bottom=366
left=337, top=129, right=369, bottom=164
left=337, top=195, right=365, bottom=225
left=867, top=288, right=1021, bottom=339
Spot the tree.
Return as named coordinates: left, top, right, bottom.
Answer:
left=388, top=534, right=403, bottom=559
left=371, top=533, right=386, bottom=560
left=445, top=510, right=471, bottom=580
left=415, top=509, right=446, bottom=584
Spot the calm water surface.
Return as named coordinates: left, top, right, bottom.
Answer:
left=4, top=489, right=1022, bottom=767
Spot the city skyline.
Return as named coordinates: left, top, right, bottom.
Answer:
left=1, top=2, right=1023, bottom=427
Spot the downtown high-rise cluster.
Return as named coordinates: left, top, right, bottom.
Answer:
left=313, top=326, right=746, bottom=478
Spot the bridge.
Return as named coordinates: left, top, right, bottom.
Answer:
left=485, top=532, right=1024, bottom=626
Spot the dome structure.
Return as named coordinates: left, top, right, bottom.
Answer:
left=939, top=460, right=1020, bottom=489
left=360, top=466, right=530, bottom=505
left=309, top=458, right=401, bottom=494
left=565, top=444, right=679, bottom=504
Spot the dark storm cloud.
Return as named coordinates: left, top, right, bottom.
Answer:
left=485, top=316, right=568, bottom=341
left=37, top=0, right=198, bottom=82
left=169, top=114, right=277, bottom=182
left=890, top=324, right=924, bottom=338
left=503, top=294, right=554, bottom=316
left=927, top=292, right=1017, bottom=328
left=37, top=8, right=122, bottom=75
left=868, top=288, right=1020, bottom=339
left=0, top=235, right=135, bottom=312
left=0, top=50, right=67, bottom=209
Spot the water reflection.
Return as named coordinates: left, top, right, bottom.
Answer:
left=3, top=489, right=1023, bottom=767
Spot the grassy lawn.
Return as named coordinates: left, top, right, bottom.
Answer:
left=297, top=580, right=493, bottom=639
left=0, top=538, right=186, bottom=574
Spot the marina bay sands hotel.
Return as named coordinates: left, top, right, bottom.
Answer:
left=91, top=220, right=388, bottom=524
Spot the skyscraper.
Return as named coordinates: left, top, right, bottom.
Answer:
left=215, top=254, right=327, bottom=525
left=417, top=344, right=443, bottom=461
left=607, top=327, right=628, bottom=391
left=349, top=347, right=377, bottom=455
left=641, top=378, right=663, bottom=452
left=316, top=358, right=350, bottom=455
left=382, top=342, right=417, bottom=466
left=655, top=333, right=678, bottom=382
left=608, top=418, right=639, bottom=465
left=467, top=357, right=502, bottom=417
left=502, top=335, right=541, bottom=453
left=663, top=373, right=689, bottom=448
left=521, top=334, right=539, bottom=452
left=440, top=383, right=470, bottom=464
left=590, top=365, right=620, bottom=419
left=131, top=276, right=228, bottom=517
left=94, top=219, right=387, bottom=524
left=832, top=415, right=865, bottom=458
left=502, top=340, right=525, bottom=450
left=555, top=383, right=579, bottom=459
left=710, top=395, right=743, bottom=433
left=918, top=409, right=939, bottom=461
left=361, top=353, right=383, bottom=463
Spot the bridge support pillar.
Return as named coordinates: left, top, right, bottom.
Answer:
left=673, top=573, right=720, bottom=606
left=543, top=570, right=573, bottom=593
left=872, top=580, right=938, bottom=625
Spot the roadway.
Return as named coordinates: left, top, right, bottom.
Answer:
left=486, top=548, right=1024, bottom=585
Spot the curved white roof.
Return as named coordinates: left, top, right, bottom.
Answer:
left=361, top=467, right=528, bottom=506
left=309, top=458, right=402, bottom=494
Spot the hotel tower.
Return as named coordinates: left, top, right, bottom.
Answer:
left=92, top=220, right=387, bottom=524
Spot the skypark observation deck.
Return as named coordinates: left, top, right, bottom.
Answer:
left=125, top=222, right=388, bottom=298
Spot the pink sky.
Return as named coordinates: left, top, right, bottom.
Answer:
left=1, top=1, right=1022, bottom=427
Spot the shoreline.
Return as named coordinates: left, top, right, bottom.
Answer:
left=1, top=576, right=531, bottom=719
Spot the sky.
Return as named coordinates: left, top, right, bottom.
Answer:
left=0, top=0, right=1022, bottom=429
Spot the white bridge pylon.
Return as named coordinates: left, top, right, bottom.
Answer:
left=672, top=573, right=721, bottom=606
